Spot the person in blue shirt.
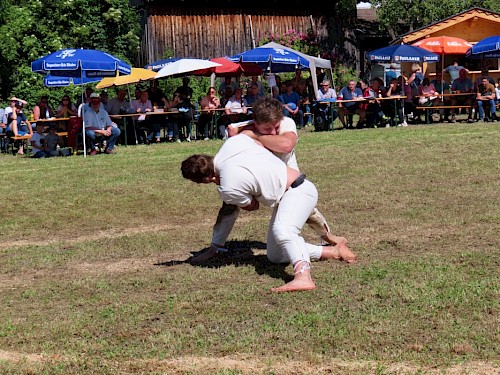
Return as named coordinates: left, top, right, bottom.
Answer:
left=83, top=93, right=121, bottom=155
left=385, top=63, right=398, bottom=86
left=281, top=81, right=304, bottom=128
left=338, top=80, right=366, bottom=129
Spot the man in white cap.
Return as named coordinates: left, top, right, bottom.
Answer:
left=83, top=92, right=121, bottom=155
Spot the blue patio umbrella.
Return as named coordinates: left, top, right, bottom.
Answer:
left=144, top=57, right=181, bottom=72
left=465, top=35, right=500, bottom=58
left=229, top=47, right=310, bottom=72
left=367, top=44, right=440, bottom=63
left=31, top=48, right=132, bottom=156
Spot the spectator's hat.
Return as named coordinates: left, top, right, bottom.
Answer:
left=10, top=96, right=27, bottom=105
left=90, top=92, right=100, bottom=99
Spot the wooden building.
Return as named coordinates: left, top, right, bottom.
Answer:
left=131, top=0, right=358, bottom=69
left=393, top=7, right=500, bottom=81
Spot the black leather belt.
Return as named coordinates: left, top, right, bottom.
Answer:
left=290, top=174, right=306, bottom=188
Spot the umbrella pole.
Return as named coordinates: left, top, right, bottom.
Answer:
left=126, top=84, right=138, bottom=145
left=81, top=87, right=87, bottom=158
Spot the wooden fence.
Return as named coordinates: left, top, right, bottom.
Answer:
left=139, top=8, right=328, bottom=66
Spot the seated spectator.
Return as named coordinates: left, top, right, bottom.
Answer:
left=417, top=77, right=439, bottom=106
left=249, top=75, right=266, bottom=97
left=167, top=93, right=194, bottom=142
left=56, top=95, right=77, bottom=118
left=245, top=82, right=264, bottom=106
left=218, top=88, right=248, bottom=139
left=281, top=81, right=304, bottom=128
left=107, top=89, right=132, bottom=144
left=450, top=68, right=473, bottom=123
left=314, top=80, right=337, bottom=131
left=474, top=67, right=495, bottom=89
left=33, top=95, right=55, bottom=129
left=30, top=122, right=51, bottom=158
left=147, top=80, right=167, bottom=108
left=476, top=77, right=497, bottom=122
left=431, top=71, right=451, bottom=122
left=385, top=77, right=407, bottom=126
left=296, top=80, right=313, bottom=126
left=271, top=85, right=281, bottom=101
left=107, top=89, right=131, bottom=116
left=363, top=78, right=390, bottom=128
left=6, top=100, right=33, bottom=155
left=45, top=125, right=66, bottom=156
left=385, top=63, right=398, bottom=86
left=198, top=87, right=221, bottom=140
left=83, top=93, right=121, bottom=155
left=220, top=86, right=234, bottom=108
left=132, top=91, right=161, bottom=143
left=338, top=80, right=366, bottom=129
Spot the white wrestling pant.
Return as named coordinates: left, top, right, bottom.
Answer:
left=266, top=179, right=323, bottom=265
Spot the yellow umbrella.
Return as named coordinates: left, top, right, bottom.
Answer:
left=96, top=68, right=157, bottom=89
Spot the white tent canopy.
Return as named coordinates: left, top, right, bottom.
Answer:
left=259, top=42, right=333, bottom=95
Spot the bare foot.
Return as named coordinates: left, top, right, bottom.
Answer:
left=271, top=263, right=316, bottom=292
left=321, top=243, right=357, bottom=263
left=322, top=233, right=348, bottom=245
left=189, top=246, right=217, bottom=265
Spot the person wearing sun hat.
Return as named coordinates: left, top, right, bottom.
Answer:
left=6, top=100, right=33, bottom=155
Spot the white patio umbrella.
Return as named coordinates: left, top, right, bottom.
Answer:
left=155, top=59, right=222, bottom=79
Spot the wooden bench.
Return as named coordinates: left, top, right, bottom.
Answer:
left=416, top=105, right=473, bottom=124
left=8, top=135, right=31, bottom=155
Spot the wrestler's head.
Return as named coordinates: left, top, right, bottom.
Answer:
left=181, top=154, right=218, bottom=184
left=252, top=97, right=284, bottom=135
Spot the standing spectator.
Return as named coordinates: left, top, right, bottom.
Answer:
left=83, top=92, right=121, bottom=155
left=476, top=77, right=497, bottom=122
left=338, top=80, right=366, bottom=129
left=281, top=81, right=304, bottom=128
left=175, top=77, right=193, bottom=102
left=198, top=87, right=220, bottom=140
left=30, top=121, right=51, bottom=158
left=385, top=63, right=398, bottom=86
left=218, top=77, right=238, bottom=97
left=445, top=62, right=466, bottom=84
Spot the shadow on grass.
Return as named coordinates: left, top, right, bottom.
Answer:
left=154, top=239, right=292, bottom=283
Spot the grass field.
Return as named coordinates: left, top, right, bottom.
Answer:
left=0, top=123, right=499, bottom=374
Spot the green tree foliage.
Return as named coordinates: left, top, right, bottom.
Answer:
left=0, top=0, right=140, bottom=109
left=369, top=0, right=500, bottom=40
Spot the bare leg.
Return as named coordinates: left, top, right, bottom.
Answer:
left=271, top=261, right=316, bottom=293
left=320, top=243, right=356, bottom=263
left=322, top=232, right=348, bottom=246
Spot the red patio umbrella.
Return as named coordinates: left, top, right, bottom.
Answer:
left=192, top=57, right=262, bottom=77
left=413, top=36, right=472, bottom=95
